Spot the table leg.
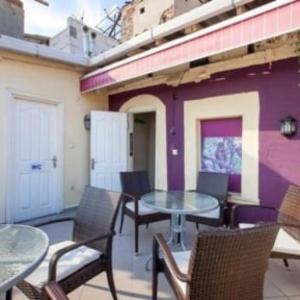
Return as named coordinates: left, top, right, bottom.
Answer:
left=6, top=289, right=12, bottom=300
left=169, top=214, right=186, bottom=251
left=145, top=214, right=186, bottom=271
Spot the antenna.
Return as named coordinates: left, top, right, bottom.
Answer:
left=96, top=5, right=122, bottom=40
left=34, top=0, right=49, bottom=6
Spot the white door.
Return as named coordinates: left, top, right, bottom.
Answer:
left=91, top=111, right=128, bottom=192
left=13, top=100, right=59, bottom=222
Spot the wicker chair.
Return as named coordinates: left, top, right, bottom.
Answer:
left=153, top=224, right=279, bottom=300
left=186, top=172, right=229, bottom=228
left=17, top=186, right=122, bottom=300
left=231, top=185, right=300, bottom=268
left=119, top=171, right=169, bottom=253
left=43, top=282, right=69, bottom=300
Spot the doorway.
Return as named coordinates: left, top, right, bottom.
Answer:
left=133, top=112, right=156, bottom=188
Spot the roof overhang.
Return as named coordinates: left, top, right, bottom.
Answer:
left=80, top=0, right=300, bottom=93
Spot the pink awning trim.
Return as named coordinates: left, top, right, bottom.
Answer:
left=81, top=1, right=300, bottom=92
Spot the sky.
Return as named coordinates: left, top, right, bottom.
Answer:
left=23, top=0, right=125, bottom=36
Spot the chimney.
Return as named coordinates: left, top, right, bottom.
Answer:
left=0, top=0, right=24, bottom=39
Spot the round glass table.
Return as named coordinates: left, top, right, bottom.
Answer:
left=142, top=191, right=219, bottom=250
left=0, top=224, right=49, bottom=297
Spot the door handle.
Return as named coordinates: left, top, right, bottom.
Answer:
left=91, top=158, right=95, bottom=170
left=52, top=155, right=57, bottom=168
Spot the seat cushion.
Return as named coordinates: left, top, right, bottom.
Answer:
left=191, top=206, right=220, bottom=219
left=239, top=223, right=255, bottom=229
left=273, top=228, right=300, bottom=256
left=126, top=201, right=157, bottom=215
left=26, top=240, right=102, bottom=288
left=164, top=251, right=191, bottom=295
left=239, top=224, right=300, bottom=256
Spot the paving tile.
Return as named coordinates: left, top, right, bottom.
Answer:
left=5, top=214, right=300, bottom=300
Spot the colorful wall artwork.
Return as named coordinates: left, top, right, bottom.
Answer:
left=202, top=137, right=242, bottom=175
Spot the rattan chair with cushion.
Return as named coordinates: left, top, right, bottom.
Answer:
left=152, top=224, right=279, bottom=300
left=231, top=185, right=300, bottom=267
left=119, top=171, right=169, bottom=253
left=17, top=186, right=122, bottom=300
left=186, top=172, right=229, bottom=228
left=43, top=282, right=69, bottom=300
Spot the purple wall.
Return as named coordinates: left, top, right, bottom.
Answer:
left=109, top=58, right=300, bottom=208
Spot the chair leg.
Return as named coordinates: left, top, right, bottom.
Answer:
left=152, top=239, right=159, bottom=300
left=5, top=289, right=12, bottom=300
left=283, top=258, right=289, bottom=269
left=106, top=263, right=118, bottom=300
left=119, top=203, right=125, bottom=234
left=135, top=223, right=139, bottom=254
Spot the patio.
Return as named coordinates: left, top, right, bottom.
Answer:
left=10, top=215, right=300, bottom=300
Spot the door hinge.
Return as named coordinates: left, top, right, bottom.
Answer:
left=91, top=158, right=95, bottom=170
left=52, top=155, right=57, bottom=168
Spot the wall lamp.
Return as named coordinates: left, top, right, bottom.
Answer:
left=280, top=116, right=297, bottom=138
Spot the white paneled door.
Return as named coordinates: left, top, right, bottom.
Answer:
left=91, top=111, right=128, bottom=192
left=13, top=100, right=59, bottom=222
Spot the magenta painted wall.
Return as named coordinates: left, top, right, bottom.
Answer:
left=201, top=118, right=242, bottom=193
left=109, top=58, right=300, bottom=208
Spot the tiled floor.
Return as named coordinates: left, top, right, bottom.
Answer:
left=11, top=215, right=300, bottom=300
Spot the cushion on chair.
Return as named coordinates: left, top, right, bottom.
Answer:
left=239, top=224, right=300, bottom=256
left=238, top=223, right=255, bottom=229
left=164, top=251, right=191, bottom=295
left=273, top=228, right=300, bottom=256
left=125, top=201, right=157, bottom=215
left=191, top=206, right=220, bottom=219
left=26, top=240, right=102, bottom=288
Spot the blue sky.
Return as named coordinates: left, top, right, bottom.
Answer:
left=23, top=0, right=125, bottom=36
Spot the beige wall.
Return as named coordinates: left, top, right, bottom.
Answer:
left=131, top=0, right=173, bottom=37
left=174, top=0, right=202, bottom=15
left=0, top=51, right=108, bottom=222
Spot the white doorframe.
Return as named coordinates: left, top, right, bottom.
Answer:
left=4, top=88, right=64, bottom=223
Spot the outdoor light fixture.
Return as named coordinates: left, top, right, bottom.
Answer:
left=280, top=116, right=297, bottom=138
left=84, top=114, right=91, bottom=130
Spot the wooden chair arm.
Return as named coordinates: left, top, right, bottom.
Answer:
left=153, top=234, right=190, bottom=283
left=48, top=232, right=114, bottom=281
left=279, top=223, right=300, bottom=229
left=43, top=282, right=69, bottom=300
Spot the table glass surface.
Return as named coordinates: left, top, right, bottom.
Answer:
left=142, top=191, right=219, bottom=215
left=0, top=224, right=49, bottom=292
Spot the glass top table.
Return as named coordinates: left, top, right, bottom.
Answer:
left=0, top=224, right=49, bottom=294
left=142, top=191, right=219, bottom=251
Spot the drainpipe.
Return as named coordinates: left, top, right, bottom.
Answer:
left=82, top=25, right=90, bottom=58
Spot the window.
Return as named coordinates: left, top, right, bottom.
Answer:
left=140, top=7, right=145, bottom=14
left=200, top=118, right=242, bottom=193
left=69, top=26, right=77, bottom=38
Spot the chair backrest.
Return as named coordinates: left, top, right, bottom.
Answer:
left=187, top=224, right=279, bottom=300
left=196, top=172, right=229, bottom=204
left=120, top=171, right=151, bottom=197
left=73, top=186, right=121, bottom=253
left=278, top=185, right=300, bottom=241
